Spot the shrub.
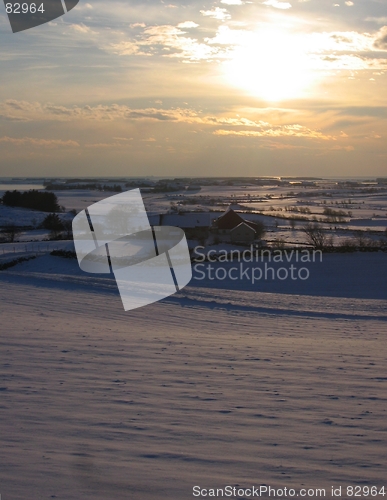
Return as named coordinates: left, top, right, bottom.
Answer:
left=271, top=238, right=286, bottom=250
left=338, top=238, right=357, bottom=253
left=50, top=250, right=77, bottom=259
left=0, top=256, right=36, bottom=271
left=42, top=213, right=64, bottom=231
left=352, top=230, right=373, bottom=248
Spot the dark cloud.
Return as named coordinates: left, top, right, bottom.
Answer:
left=374, top=26, right=387, bottom=49
left=126, top=111, right=174, bottom=120
left=339, top=106, right=387, bottom=118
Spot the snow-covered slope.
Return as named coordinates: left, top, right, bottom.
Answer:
left=0, top=255, right=386, bottom=500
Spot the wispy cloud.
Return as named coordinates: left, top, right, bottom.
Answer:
left=69, top=23, right=98, bottom=35
left=101, top=19, right=387, bottom=72
left=0, top=99, right=347, bottom=144
left=200, top=8, right=231, bottom=20
left=109, top=25, right=222, bottom=61
left=374, top=26, right=387, bottom=50
left=213, top=124, right=333, bottom=139
left=177, top=21, right=199, bottom=28
left=262, top=0, right=292, bottom=9
left=0, top=136, right=80, bottom=148
left=366, top=17, right=387, bottom=24
left=0, top=100, right=202, bottom=122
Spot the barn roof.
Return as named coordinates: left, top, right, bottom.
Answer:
left=230, top=222, right=256, bottom=234
left=215, top=209, right=260, bottom=232
left=215, top=209, right=245, bottom=230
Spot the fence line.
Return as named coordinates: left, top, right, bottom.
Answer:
left=0, top=241, right=71, bottom=256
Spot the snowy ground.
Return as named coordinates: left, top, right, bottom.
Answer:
left=0, top=204, right=53, bottom=228
left=1, top=253, right=386, bottom=499
left=1, top=180, right=386, bottom=499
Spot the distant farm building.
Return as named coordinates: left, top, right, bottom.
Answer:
left=231, top=222, right=256, bottom=244
left=148, top=208, right=265, bottom=244
left=148, top=213, right=211, bottom=241
left=214, top=209, right=261, bottom=233
left=148, top=213, right=211, bottom=229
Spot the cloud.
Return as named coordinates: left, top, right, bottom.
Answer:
left=0, top=136, right=80, bottom=148
left=221, top=0, right=244, bottom=4
left=0, top=100, right=45, bottom=121
left=366, top=17, right=387, bottom=24
left=84, top=141, right=132, bottom=149
left=0, top=101, right=324, bottom=134
left=109, top=41, right=143, bottom=56
left=109, top=25, right=222, bottom=61
left=303, top=28, right=387, bottom=70
left=374, top=26, right=387, bottom=49
left=74, top=13, right=387, bottom=70
left=73, top=2, right=92, bottom=10
left=0, top=99, right=381, bottom=150
left=69, top=23, right=98, bottom=35
left=338, top=106, right=387, bottom=118
left=200, top=8, right=231, bottom=20
left=0, top=100, right=201, bottom=123
left=307, top=31, right=373, bottom=54
left=206, top=25, right=250, bottom=46
left=0, top=99, right=345, bottom=151
left=262, top=0, right=292, bottom=9
left=213, top=124, right=333, bottom=139
left=177, top=21, right=199, bottom=28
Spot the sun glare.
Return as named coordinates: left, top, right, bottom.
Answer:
left=223, top=28, right=315, bottom=102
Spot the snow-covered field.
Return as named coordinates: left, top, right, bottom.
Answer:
left=1, top=180, right=386, bottom=499
left=1, top=253, right=386, bottom=499
left=1, top=179, right=387, bottom=250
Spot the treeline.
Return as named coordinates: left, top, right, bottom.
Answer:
left=44, top=178, right=104, bottom=185
left=1, top=190, right=60, bottom=212
left=44, top=183, right=122, bottom=192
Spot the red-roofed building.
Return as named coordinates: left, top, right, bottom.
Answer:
left=214, top=208, right=262, bottom=235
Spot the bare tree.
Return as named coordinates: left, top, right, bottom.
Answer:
left=2, top=225, right=21, bottom=243
left=353, top=230, right=372, bottom=248
left=302, top=223, right=327, bottom=250
left=255, top=221, right=266, bottom=240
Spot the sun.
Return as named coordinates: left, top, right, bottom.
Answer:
left=223, top=27, right=315, bottom=102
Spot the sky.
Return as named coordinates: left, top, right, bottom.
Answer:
left=0, top=0, right=387, bottom=178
